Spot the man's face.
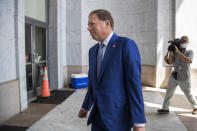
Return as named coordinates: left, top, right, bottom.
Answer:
left=87, top=14, right=108, bottom=42
left=181, top=40, right=189, bottom=49
left=184, top=40, right=189, bottom=44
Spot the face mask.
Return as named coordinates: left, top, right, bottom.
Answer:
left=181, top=43, right=188, bottom=48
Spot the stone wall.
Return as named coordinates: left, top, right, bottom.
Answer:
left=48, top=0, right=67, bottom=89
left=0, top=0, right=27, bottom=119
left=0, top=80, right=20, bottom=123
left=0, top=0, right=17, bottom=83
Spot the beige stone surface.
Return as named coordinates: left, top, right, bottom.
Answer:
left=28, top=88, right=187, bottom=131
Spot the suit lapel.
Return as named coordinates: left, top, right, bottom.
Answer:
left=97, top=33, right=119, bottom=82
left=92, top=43, right=99, bottom=84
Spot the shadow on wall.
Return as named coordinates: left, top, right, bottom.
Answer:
left=176, top=0, right=184, bottom=11
left=141, top=65, right=172, bottom=88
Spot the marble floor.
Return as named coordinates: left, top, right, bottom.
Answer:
left=27, top=87, right=197, bottom=131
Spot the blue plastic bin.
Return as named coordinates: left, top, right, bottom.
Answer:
left=71, top=73, right=88, bottom=89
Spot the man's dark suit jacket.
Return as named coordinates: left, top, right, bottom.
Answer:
left=82, top=33, right=146, bottom=130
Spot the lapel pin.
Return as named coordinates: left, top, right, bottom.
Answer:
left=112, top=45, right=116, bottom=48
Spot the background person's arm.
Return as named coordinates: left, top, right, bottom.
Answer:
left=175, top=46, right=192, bottom=63
left=168, top=51, right=173, bottom=65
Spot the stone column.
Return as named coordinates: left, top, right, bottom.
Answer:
left=155, top=0, right=174, bottom=88
left=48, top=0, right=67, bottom=89
left=66, top=0, right=84, bottom=85
left=15, top=0, right=28, bottom=111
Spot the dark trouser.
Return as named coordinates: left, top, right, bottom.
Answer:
left=91, top=107, right=108, bottom=131
left=91, top=104, right=131, bottom=131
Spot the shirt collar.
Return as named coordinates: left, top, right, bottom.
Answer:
left=99, top=32, right=113, bottom=47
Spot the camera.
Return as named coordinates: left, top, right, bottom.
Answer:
left=168, top=38, right=183, bottom=52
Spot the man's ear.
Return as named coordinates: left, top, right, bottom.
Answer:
left=105, top=20, right=111, bottom=27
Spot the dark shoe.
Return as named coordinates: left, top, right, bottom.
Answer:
left=157, top=109, right=169, bottom=114
left=192, top=109, right=197, bottom=114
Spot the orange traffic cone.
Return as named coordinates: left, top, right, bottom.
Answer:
left=41, top=66, right=50, bottom=97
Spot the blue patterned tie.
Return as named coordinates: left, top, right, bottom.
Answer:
left=97, top=43, right=105, bottom=78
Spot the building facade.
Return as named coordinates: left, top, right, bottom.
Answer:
left=0, top=0, right=197, bottom=123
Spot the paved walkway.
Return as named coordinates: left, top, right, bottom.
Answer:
left=27, top=88, right=192, bottom=131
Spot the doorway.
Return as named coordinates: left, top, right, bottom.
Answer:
left=25, top=23, right=47, bottom=101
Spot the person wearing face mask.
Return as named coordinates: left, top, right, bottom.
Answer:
left=158, top=36, right=197, bottom=115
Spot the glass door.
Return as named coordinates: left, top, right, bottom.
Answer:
left=25, top=23, right=47, bottom=101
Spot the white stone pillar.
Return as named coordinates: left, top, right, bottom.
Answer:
left=15, top=0, right=28, bottom=111
left=48, top=0, right=67, bottom=89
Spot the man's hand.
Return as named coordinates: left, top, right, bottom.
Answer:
left=78, top=109, right=88, bottom=118
left=133, top=126, right=145, bottom=131
left=174, top=45, right=180, bottom=54
left=168, top=51, right=173, bottom=55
